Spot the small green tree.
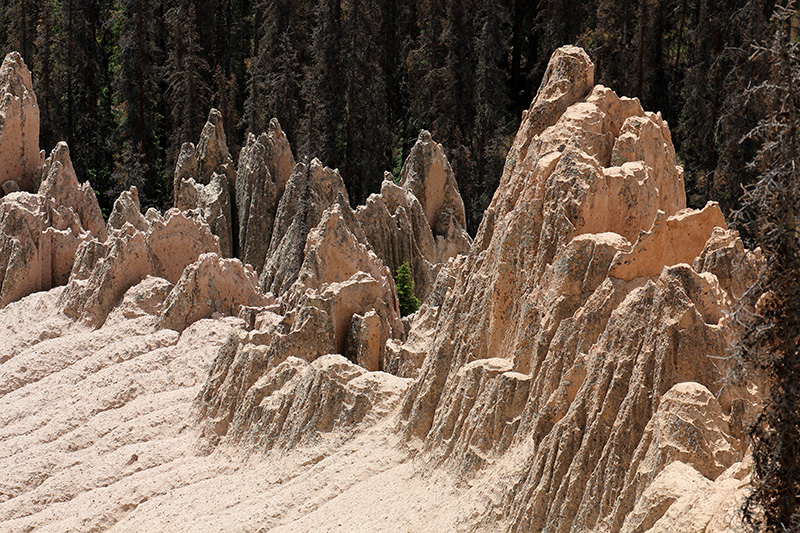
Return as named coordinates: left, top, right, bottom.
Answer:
left=395, top=262, right=420, bottom=317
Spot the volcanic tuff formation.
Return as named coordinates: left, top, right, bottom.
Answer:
left=0, top=47, right=764, bottom=532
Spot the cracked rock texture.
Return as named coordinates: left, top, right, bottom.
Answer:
left=173, top=109, right=237, bottom=257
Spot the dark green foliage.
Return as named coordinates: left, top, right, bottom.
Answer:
left=395, top=262, right=420, bottom=317
left=113, top=0, right=167, bottom=208
left=244, top=1, right=311, bottom=147
left=736, top=2, right=800, bottom=530
left=165, top=0, right=212, bottom=164
left=0, top=0, right=786, bottom=230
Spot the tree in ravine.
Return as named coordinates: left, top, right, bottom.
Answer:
left=395, top=262, right=420, bottom=317
left=737, top=1, right=800, bottom=530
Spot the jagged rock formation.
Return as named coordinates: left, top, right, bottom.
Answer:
left=58, top=209, right=221, bottom=326
left=197, top=200, right=405, bottom=444
left=259, top=158, right=349, bottom=294
left=236, top=119, right=295, bottom=274
left=173, top=109, right=236, bottom=257
left=0, top=46, right=765, bottom=533
left=107, top=186, right=149, bottom=233
left=0, top=140, right=106, bottom=307
left=158, top=253, right=272, bottom=332
left=0, top=52, right=43, bottom=193
left=355, top=131, right=471, bottom=301
left=396, top=45, right=761, bottom=531
left=0, top=193, right=88, bottom=307
left=38, top=142, right=107, bottom=241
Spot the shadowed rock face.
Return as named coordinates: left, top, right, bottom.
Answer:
left=259, top=158, right=349, bottom=295
left=236, top=119, right=295, bottom=275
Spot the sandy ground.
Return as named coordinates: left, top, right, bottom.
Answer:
left=0, top=288, right=501, bottom=533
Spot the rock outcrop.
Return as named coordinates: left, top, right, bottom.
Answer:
left=107, top=186, right=149, bottom=234
left=395, top=44, right=761, bottom=531
left=0, top=193, right=90, bottom=307
left=0, top=46, right=765, bottom=533
left=197, top=200, right=405, bottom=443
left=236, top=119, right=295, bottom=275
left=173, top=109, right=236, bottom=257
left=0, top=52, right=42, bottom=193
left=0, top=141, right=108, bottom=308
left=59, top=209, right=221, bottom=326
left=259, top=158, right=349, bottom=295
left=158, top=253, right=272, bottom=332
left=356, top=132, right=472, bottom=302
left=38, top=142, right=107, bottom=241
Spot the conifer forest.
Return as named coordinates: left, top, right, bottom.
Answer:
left=0, top=0, right=789, bottom=233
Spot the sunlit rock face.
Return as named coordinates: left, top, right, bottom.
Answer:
left=0, top=46, right=764, bottom=533
left=0, top=52, right=43, bottom=194
left=396, top=45, right=761, bottom=531
left=173, top=108, right=237, bottom=258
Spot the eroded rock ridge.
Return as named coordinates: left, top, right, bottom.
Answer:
left=0, top=46, right=763, bottom=533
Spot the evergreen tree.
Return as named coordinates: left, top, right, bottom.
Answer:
left=469, top=0, right=512, bottom=233
left=165, top=0, right=212, bottom=165
left=737, top=2, right=800, bottom=529
left=2, top=0, right=37, bottom=63
left=712, top=0, right=776, bottom=216
left=395, top=262, right=420, bottom=316
left=341, top=0, right=392, bottom=205
left=244, top=0, right=311, bottom=146
left=114, top=0, right=167, bottom=207
left=305, top=0, right=345, bottom=166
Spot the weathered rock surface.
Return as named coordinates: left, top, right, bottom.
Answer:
left=197, top=201, right=405, bottom=444
left=59, top=209, right=220, bottom=326
left=396, top=44, right=760, bottom=532
left=236, top=119, right=295, bottom=274
left=38, top=142, right=107, bottom=241
left=260, top=158, right=349, bottom=295
left=356, top=138, right=471, bottom=301
left=0, top=138, right=110, bottom=308
left=0, top=46, right=764, bottom=533
left=0, top=193, right=89, bottom=307
left=173, top=109, right=236, bottom=257
left=0, top=52, right=42, bottom=193
left=107, top=186, right=149, bottom=234
left=158, top=253, right=272, bottom=332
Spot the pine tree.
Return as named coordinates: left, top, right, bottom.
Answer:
left=244, top=0, right=311, bottom=146
left=165, top=0, right=212, bottom=165
left=469, top=0, right=512, bottom=233
left=341, top=0, right=392, bottom=205
left=114, top=0, right=167, bottom=207
left=395, top=262, right=420, bottom=316
left=305, top=0, right=345, bottom=166
left=711, top=0, right=776, bottom=215
left=2, top=0, right=37, bottom=63
left=737, top=2, right=800, bottom=530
